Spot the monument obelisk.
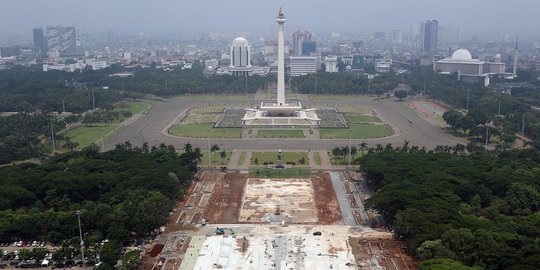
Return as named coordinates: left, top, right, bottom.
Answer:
left=276, top=7, right=286, bottom=106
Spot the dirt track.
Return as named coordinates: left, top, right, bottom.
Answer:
left=202, top=173, right=247, bottom=224
left=311, top=173, right=343, bottom=224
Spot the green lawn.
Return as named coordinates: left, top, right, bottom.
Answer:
left=249, top=168, right=311, bottom=178
left=345, top=115, right=380, bottom=123
left=314, top=152, right=322, bottom=166
left=176, top=95, right=253, bottom=101
left=338, top=106, right=372, bottom=114
left=199, top=150, right=232, bottom=166
left=251, top=151, right=309, bottom=166
left=64, top=125, right=118, bottom=149
left=257, top=129, right=305, bottom=138
left=328, top=152, right=363, bottom=165
left=320, top=124, right=394, bottom=139
left=113, top=102, right=150, bottom=114
left=169, top=123, right=241, bottom=138
left=238, top=152, right=246, bottom=166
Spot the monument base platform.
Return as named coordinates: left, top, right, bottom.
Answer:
left=242, top=107, right=320, bottom=127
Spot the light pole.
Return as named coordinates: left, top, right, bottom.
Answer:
left=207, top=130, right=211, bottom=168
left=76, top=210, right=86, bottom=268
left=466, top=88, right=470, bottom=111
left=485, top=124, right=489, bottom=148
left=92, top=89, right=96, bottom=111
left=348, top=130, right=352, bottom=166
left=50, top=118, right=55, bottom=153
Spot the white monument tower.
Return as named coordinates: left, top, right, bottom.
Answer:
left=276, top=7, right=286, bottom=106
left=242, top=7, right=320, bottom=126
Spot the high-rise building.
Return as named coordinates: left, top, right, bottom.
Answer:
left=301, top=41, right=316, bottom=56
left=392, top=29, right=403, bottom=44
left=290, top=56, right=317, bottom=76
left=229, top=37, right=252, bottom=76
left=33, top=28, right=48, bottom=56
left=420, top=20, right=438, bottom=53
left=292, top=31, right=312, bottom=56
left=46, top=26, right=76, bottom=55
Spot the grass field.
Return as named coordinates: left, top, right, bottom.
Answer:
left=169, top=123, right=242, bottom=138
left=256, top=129, right=305, bottom=138
left=345, top=115, right=380, bottom=123
left=314, top=152, right=322, bottom=166
left=249, top=168, right=311, bottom=178
left=328, top=152, right=363, bottom=165
left=64, top=125, right=118, bottom=149
left=176, top=95, right=253, bottom=101
left=113, top=102, right=150, bottom=115
left=338, top=106, right=372, bottom=114
left=199, top=150, right=233, bottom=166
left=310, top=95, right=360, bottom=100
left=251, top=151, right=309, bottom=166
left=320, top=123, right=394, bottom=139
left=238, top=152, right=246, bottom=166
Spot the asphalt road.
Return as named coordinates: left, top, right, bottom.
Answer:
left=104, top=96, right=464, bottom=151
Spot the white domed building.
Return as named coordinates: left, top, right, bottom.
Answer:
left=229, top=37, right=252, bottom=76
left=433, top=49, right=507, bottom=85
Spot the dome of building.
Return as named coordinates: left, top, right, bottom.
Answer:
left=451, top=49, right=473, bottom=60
left=495, top=54, right=501, bottom=59
left=232, top=37, right=249, bottom=47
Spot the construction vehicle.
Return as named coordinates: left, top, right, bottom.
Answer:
left=215, top=227, right=235, bottom=235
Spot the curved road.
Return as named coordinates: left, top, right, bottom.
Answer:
left=104, top=96, right=464, bottom=151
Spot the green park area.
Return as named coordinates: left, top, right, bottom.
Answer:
left=328, top=151, right=365, bottom=165
left=249, top=168, right=311, bottom=178
left=169, top=106, right=242, bottom=138
left=257, top=129, right=305, bottom=138
left=64, top=125, right=119, bottom=149
left=238, top=152, right=246, bottom=165
left=251, top=151, right=309, bottom=166
left=313, top=152, right=322, bottom=166
left=199, top=150, right=233, bottom=166
left=320, top=106, right=393, bottom=139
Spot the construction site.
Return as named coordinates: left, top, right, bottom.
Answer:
left=142, top=172, right=417, bottom=270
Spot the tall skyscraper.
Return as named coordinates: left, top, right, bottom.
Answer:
left=420, top=20, right=438, bottom=53
left=229, top=37, right=252, bottom=76
left=33, top=28, right=48, bottom=56
left=46, top=26, right=76, bottom=55
left=392, top=29, right=403, bottom=44
left=292, top=31, right=312, bottom=56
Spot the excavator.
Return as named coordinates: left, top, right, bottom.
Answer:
left=215, top=227, right=235, bottom=235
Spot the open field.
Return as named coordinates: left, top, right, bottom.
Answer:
left=182, top=106, right=225, bottom=124
left=256, top=129, right=305, bottom=138
left=329, top=152, right=364, bottom=165
left=175, top=94, right=253, bottom=101
left=64, top=125, right=118, bottom=149
left=250, top=151, right=308, bottom=165
left=320, top=123, right=394, bottom=139
left=199, top=150, right=233, bottom=166
left=169, top=123, right=242, bottom=138
left=239, top=178, right=317, bottom=223
left=346, top=115, right=380, bottom=123
left=338, top=106, right=373, bottom=114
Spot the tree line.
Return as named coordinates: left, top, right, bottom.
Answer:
left=359, top=145, right=540, bottom=270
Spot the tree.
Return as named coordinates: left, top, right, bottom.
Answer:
left=219, top=150, right=227, bottom=165
left=506, top=182, right=540, bottom=211
left=350, top=146, right=358, bottom=160
left=443, top=110, right=463, bottom=133
left=120, top=250, right=141, bottom=270
left=100, top=240, right=121, bottom=267
left=420, top=259, right=482, bottom=270
left=254, top=157, right=258, bottom=166
left=359, top=141, right=368, bottom=156
left=332, top=147, right=341, bottom=161
left=395, top=90, right=408, bottom=101
left=460, top=116, right=476, bottom=134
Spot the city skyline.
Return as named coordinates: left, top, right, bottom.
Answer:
left=1, top=0, right=539, bottom=37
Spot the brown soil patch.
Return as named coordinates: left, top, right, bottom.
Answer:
left=311, top=173, right=342, bottom=224
left=202, top=173, right=247, bottom=223
left=236, top=237, right=250, bottom=253
left=148, top=244, right=164, bottom=257
left=349, top=237, right=418, bottom=269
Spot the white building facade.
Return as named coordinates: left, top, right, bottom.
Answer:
left=290, top=56, right=317, bottom=76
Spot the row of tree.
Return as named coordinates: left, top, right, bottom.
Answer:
left=360, top=146, right=540, bottom=270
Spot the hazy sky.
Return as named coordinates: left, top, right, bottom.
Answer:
left=2, top=0, right=539, bottom=36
